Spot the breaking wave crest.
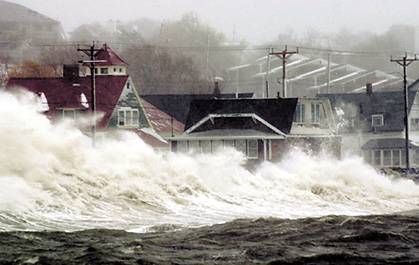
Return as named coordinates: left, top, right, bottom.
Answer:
left=0, top=90, right=418, bottom=232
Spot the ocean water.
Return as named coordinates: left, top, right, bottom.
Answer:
left=0, top=90, right=418, bottom=264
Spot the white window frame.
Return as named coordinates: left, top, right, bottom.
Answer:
left=411, top=118, right=419, bottom=130
left=100, top=67, right=109, bottom=74
left=247, top=139, right=259, bottom=159
left=118, top=108, right=139, bottom=127
left=311, top=103, right=321, bottom=123
left=366, top=149, right=406, bottom=167
left=294, top=103, right=305, bottom=123
left=372, top=114, right=384, bottom=127
left=61, top=109, right=76, bottom=120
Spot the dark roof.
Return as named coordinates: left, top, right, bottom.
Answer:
left=184, top=98, right=298, bottom=134
left=139, top=98, right=185, bottom=133
left=0, top=0, right=58, bottom=23
left=141, top=93, right=254, bottom=124
left=318, top=90, right=418, bottom=133
left=361, top=138, right=419, bottom=149
left=83, top=43, right=128, bottom=67
left=6, top=75, right=129, bottom=129
left=409, top=78, right=419, bottom=91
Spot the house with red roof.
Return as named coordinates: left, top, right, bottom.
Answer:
left=6, top=43, right=181, bottom=148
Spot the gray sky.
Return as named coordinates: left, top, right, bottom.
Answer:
left=8, top=0, right=419, bottom=44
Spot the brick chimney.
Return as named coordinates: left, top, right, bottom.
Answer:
left=366, top=83, right=372, bottom=96
left=213, top=81, right=221, bottom=95
left=63, top=64, right=80, bottom=82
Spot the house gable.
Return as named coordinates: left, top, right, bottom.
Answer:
left=108, top=77, right=150, bottom=129
left=6, top=75, right=133, bottom=130
left=184, top=113, right=287, bottom=136
left=184, top=98, right=298, bottom=135
left=319, top=91, right=418, bottom=134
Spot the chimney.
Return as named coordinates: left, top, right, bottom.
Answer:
left=63, top=64, right=80, bottom=82
left=366, top=83, right=372, bottom=96
left=213, top=81, right=221, bottom=95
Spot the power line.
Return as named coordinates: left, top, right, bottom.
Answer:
left=1, top=41, right=416, bottom=58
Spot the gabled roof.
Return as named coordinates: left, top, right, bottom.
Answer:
left=141, top=93, right=254, bottom=124
left=139, top=98, right=185, bottom=134
left=362, top=138, right=419, bottom=149
left=0, top=0, right=58, bottom=23
left=88, top=43, right=129, bottom=67
left=319, top=90, right=418, bottom=133
left=6, top=75, right=129, bottom=129
left=184, top=98, right=298, bottom=135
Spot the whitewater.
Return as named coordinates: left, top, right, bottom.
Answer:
left=0, top=90, right=417, bottom=234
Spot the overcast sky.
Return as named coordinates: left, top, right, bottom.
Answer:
left=7, top=0, right=419, bottom=44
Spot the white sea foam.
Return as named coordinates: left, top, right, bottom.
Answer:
left=0, top=90, right=418, bottom=232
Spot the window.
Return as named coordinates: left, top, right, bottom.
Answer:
left=100, top=68, right=109, bottom=74
left=119, top=68, right=123, bottom=73
left=189, top=141, right=200, bottom=151
left=364, top=149, right=408, bottom=167
left=383, top=150, right=391, bottom=166
left=294, top=103, right=305, bottom=123
left=311, top=103, right=320, bottom=123
left=201, top=140, right=211, bottom=153
left=235, top=140, right=247, bottom=155
left=372, top=114, right=384, bottom=127
left=178, top=141, right=188, bottom=153
left=247, top=140, right=258, bottom=159
left=224, top=140, right=234, bottom=148
left=118, top=109, right=139, bottom=127
left=373, top=150, right=381, bottom=166
left=62, top=109, right=76, bottom=119
left=212, top=140, right=223, bottom=151
left=411, top=118, right=419, bottom=130
left=364, top=150, right=372, bottom=164
left=114, top=68, right=117, bottom=72
left=401, top=150, right=407, bottom=166
left=392, top=150, right=400, bottom=166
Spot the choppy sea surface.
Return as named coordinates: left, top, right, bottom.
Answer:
left=0, top=91, right=418, bottom=264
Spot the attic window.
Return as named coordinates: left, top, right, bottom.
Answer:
left=118, top=108, right=139, bottom=127
left=372, top=114, right=384, bottom=127
left=311, top=103, right=320, bottom=123
left=294, top=103, right=305, bottom=123
left=101, top=68, right=109, bottom=74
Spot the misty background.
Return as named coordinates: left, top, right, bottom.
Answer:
left=2, top=0, right=419, bottom=95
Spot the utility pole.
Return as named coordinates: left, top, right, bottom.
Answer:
left=270, top=45, right=298, bottom=98
left=326, top=53, right=331, bottom=94
left=205, top=32, right=210, bottom=80
left=391, top=53, right=418, bottom=172
left=265, top=47, right=272, bottom=98
left=78, top=41, right=104, bottom=147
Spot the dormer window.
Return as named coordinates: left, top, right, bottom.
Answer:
left=100, top=68, right=108, bottom=74
left=294, top=103, right=305, bottom=123
left=372, top=114, right=384, bottom=127
left=311, top=103, right=320, bottom=123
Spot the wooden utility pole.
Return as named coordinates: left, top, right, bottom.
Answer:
left=78, top=42, right=104, bottom=147
left=326, top=53, right=331, bottom=94
left=270, top=46, right=298, bottom=98
left=265, top=47, right=272, bottom=98
left=391, top=53, right=418, bottom=172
